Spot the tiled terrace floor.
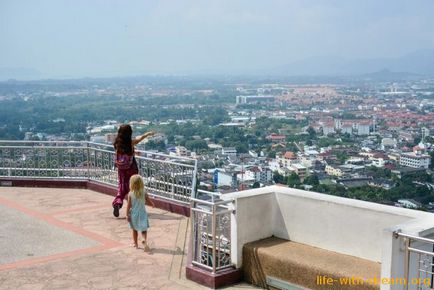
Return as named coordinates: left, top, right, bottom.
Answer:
left=0, top=187, right=257, bottom=290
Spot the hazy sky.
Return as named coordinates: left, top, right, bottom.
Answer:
left=1, top=0, right=434, bottom=78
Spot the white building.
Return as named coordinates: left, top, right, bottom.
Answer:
left=325, top=165, right=344, bottom=177
left=24, top=132, right=33, bottom=140
left=381, top=138, right=397, bottom=150
left=371, top=157, right=386, bottom=168
left=397, top=199, right=422, bottom=209
left=277, top=151, right=298, bottom=168
left=214, top=170, right=237, bottom=188
left=175, top=146, right=188, bottom=157
left=90, top=135, right=105, bottom=143
left=260, top=169, right=273, bottom=183
left=241, top=166, right=273, bottom=184
left=399, top=152, right=430, bottom=169
left=269, top=159, right=281, bottom=173
left=356, top=123, right=370, bottom=136
left=105, top=133, right=117, bottom=143
left=299, top=149, right=318, bottom=169
left=346, top=157, right=365, bottom=165
left=236, top=95, right=275, bottom=104
left=230, top=116, right=250, bottom=124
left=290, top=163, right=307, bottom=180
left=221, top=147, right=237, bottom=156
left=208, top=143, right=223, bottom=150
left=322, top=124, right=335, bottom=135
left=341, top=125, right=353, bottom=135
left=334, top=119, right=342, bottom=130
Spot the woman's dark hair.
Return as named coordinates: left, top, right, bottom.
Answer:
left=113, top=124, right=133, bottom=154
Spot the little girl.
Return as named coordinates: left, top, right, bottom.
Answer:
left=126, top=174, right=155, bottom=251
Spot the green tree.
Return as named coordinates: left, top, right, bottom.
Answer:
left=252, top=181, right=260, bottom=188
left=235, top=143, right=248, bottom=154
left=273, top=171, right=285, bottom=184
left=430, top=151, right=434, bottom=170
left=145, top=140, right=166, bottom=151
left=336, top=151, right=349, bottom=163
left=185, top=140, right=208, bottom=151
left=307, top=126, right=317, bottom=139
left=304, top=174, right=319, bottom=186
left=287, top=172, right=301, bottom=188
left=200, top=107, right=230, bottom=126
left=367, top=166, right=391, bottom=178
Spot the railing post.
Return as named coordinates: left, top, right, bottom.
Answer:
left=32, top=141, right=35, bottom=177
left=86, top=142, right=90, bottom=180
left=191, top=159, right=198, bottom=199
left=403, top=237, right=410, bottom=290
left=212, top=203, right=217, bottom=274
left=187, top=192, right=239, bottom=288
left=190, top=198, right=195, bottom=265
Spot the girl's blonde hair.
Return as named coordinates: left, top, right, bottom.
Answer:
left=129, top=174, right=145, bottom=200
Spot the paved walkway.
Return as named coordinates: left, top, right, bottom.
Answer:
left=0, top=187, right=258, bottom=290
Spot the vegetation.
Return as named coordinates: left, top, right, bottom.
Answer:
left=273, top=168, right=433, bottom=208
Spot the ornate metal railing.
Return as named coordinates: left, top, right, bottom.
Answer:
left=191, top=190, right=234, bottom=272
left=0, top=140, right=234, bottom=270
left=0, top=141, right=197, bottom=204
left=395, top=232, right=434, bottom=290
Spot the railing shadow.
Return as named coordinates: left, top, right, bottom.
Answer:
left=148, top=212, right=184, bottom=221
left=148, top=246, right=184, bottom=256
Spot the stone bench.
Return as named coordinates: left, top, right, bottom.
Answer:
left=243, top=237, right=381, bottom=290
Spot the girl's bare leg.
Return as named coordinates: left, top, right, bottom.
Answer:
left=141, top=231, right=150, bottom=251
left=132, top=230, right=138, bottom=248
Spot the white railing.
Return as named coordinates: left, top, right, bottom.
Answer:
left=0, top=140, right=197, bottom=204
left=394, top=231, right=434, bottom=290
left=191, top=189, right=234, bottom=273
left=0, top=140, right=233, bottom=271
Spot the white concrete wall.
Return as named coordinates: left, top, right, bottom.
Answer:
left=223, top=185, right=434, bottom=269
left=229, top=191, right=275, bottom=267
left=273, top=190, right=414, bottom=262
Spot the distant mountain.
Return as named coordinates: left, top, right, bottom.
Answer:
left=270, top=49, right=434, bottom=77
left=3, top=49, right=434, bottom=82
left=356, top=69, right=421, bottom=82
left=0, top=67, right=42, bottom=81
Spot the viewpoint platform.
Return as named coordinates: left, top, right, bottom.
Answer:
left=0, top=187, right=254, bottom=289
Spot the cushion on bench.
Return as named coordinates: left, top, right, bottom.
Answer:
left=243, top=237, right=381, bottom=290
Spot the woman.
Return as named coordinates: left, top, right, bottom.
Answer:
left=112, top=124, right=155, bottom=217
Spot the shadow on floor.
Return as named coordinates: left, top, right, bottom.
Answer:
left=148, top=246, right=184, bottom=255
left=148, top=212, right=184, bottom=221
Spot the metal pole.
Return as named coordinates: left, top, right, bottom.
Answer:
left=86, top=142, right=90, bottom=180
left=416, top=253, right=421, bottom=290
left=32, top=142, right=35, bottom=177
left=191, top=159, right=198, bottom=200
left=212, top=203, right=217, bottom=274
left=404, top=237, right=410, bottom=290
left=431, top=244, right=434, bottom=289
left=190, top=199, right=196, bottom=264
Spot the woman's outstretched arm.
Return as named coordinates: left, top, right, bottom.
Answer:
left=132, top=131, right=156, bottom=145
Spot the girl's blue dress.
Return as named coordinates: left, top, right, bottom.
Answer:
left=129, top=192, right=150, bottom=231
